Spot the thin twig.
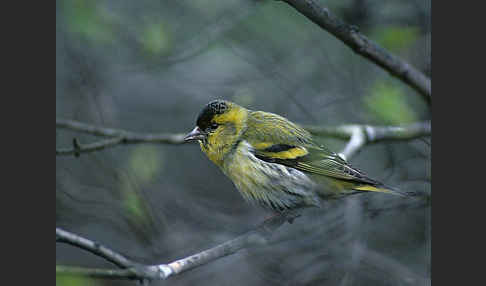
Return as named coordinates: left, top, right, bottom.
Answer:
left=56, top=137, right=125, bottom=156
left=280, top=0, right=431, bottom=104
left=56, top=119, right=186, bottom=143
left=56, top=119, right=186, bottom=156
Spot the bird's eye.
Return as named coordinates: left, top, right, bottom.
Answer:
left=210, top=123, right=219, bottom=130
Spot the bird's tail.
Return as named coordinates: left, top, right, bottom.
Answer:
left=353, top=183, right=417, bottom=197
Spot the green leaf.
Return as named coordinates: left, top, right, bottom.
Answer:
left=140, top=23, right=171, bottom=55
left=371, top=26, right=419, bottom=53
left=128, top=145, right=163, bottom=182
left=122, top=189, right=145, bottom=221
left=56, top=275, right=98, bottom=286
left=63, top=0, right=115, bottom=44
left=365, top=81, right=417, bottom=124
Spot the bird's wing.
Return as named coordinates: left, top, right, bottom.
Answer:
left=245, top=111, right=377, bottom=185
left=245, top=111, right=315, bottom=147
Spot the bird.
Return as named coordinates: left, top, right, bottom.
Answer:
left=184, top=99, right=409, bottom=213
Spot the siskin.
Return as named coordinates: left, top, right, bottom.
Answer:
left=184, top=100, right=409, bottom=213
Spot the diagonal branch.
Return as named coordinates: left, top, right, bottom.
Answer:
left=280, top=0, right=431, bottom=104
left=56, top=213, right=292, bottom=281
left=56, top=228, right=134, bottom=268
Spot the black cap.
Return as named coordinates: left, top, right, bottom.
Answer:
left=196, top=100, right=229, bottom=130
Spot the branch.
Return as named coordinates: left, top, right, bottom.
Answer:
left=280, top=0, right=431, bottom=104
left=56, top=228, right=134, bottom=268
left=56, top=137, right=125, bottom=157
left=56, top=213, right=291, bottom=281
left=56, top=119, right=186, bottom=156
left=57, top=119, right=430, bottom=159
left=56, top=119, right=186, bottom=143
left=304, top=121, right=430, bottom=160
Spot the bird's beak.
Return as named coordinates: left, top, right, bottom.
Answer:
left=184, top=126, right=205, bottom=142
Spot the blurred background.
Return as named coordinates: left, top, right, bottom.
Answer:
left=56, top=0, right=431, bottom=285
